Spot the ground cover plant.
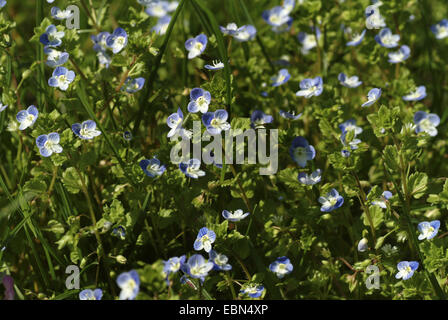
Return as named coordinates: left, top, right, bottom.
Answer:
left=0, top=0, right=448, bottom=300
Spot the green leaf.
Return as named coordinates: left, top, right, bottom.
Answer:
left=62, top=167, right=85, bottom=194
left=407, top=172, right=428, bottom=199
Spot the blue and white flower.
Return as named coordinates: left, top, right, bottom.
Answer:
left=179, top=158, right=205, bottom=179
left=232, top=25, right=257, bottom=42
left=122, top=77, right=145, bottom=93
left=16, top=105, right=38, bottom=130
left=361, top=88, right=381, bottom=107
left=365, top=4, right=386, bottom=29
left=271, top=69, right=290, bottom=87
left=269, top=256, right=293, bottom=279
left=185, top=34, right=207, bottom=59
left=0, top=102, right=7, bottom=112
left=371, top=191, right=392, bottom=209
left=339, top=119, right=363, bottom=135
left=202, top=109, right=231, bottom=135
left=388, top=45, right=410, bottom=63
left=395, top=261, right=419, bottom=280
left=340, top=130, right=361, bottom=150
left=36, top=132, right=63, bottom=157
left=431, top=19, right=448, bottom=39
left=357, top=238, right=368, bottom=252
left=262, top=6, right=293, bottom=33
left=220, top=23, right=238, bottom=35
left=338, top=73, right=362, bottom=88
left=167, top=107, right=191, bottom=139
left=39, top=25, right=65, bottom=47
left=417, top=220, right=440, bottom=240
left=112, top=226, right=126, bottom=239
left=250, top=110, right=273, bottom=129
left=79, top=289, right=103, bottom=300
left=346, top=29, right=366, bottom=46
left=71, top=120, right=101, bottom=140
left=289, top=136, right=316, bottom=168
left=240, top=283, right=264, bottom=298
left=193, top=227, right=216, bottom=253
left=91, top=32, right=110, bottom=52
left=117, top=270, right=140, bottom=300
left=318, top=189, right=344, bottom=212
left=188, top=88, right=211, bottom=113
left=222, top=209, right=250, bottom=222
left=48, top=66, right=75, bottom=91
left=152, top=15, right=171, bottom=35
left=143, top=0, right=177, bottom=17
left=139, top=157, right=166, bottom=178
left=209, top=250, right=232, bottom=271
left=51, top=6, right=73, bottom=20
left=297, top=28, right=321, bottom=55
left=295, top=76, right=323, bottom=98
left=402, top=86, right=426, bottom=101
left=204, top=60, right=224, bottom=71
left=44, top=47, right=69, bottom=68
left=298, top=169, right=322, bottom=185
left=375, top=28, right=400, bottom=48
left=0, top=0, right=6, bottom=8
left=106, top=28, right=128, bottom=54
left=279, top=110, right=302, bottom=120
left=181, top=254, right=214, bottom=283
left=413, top=111, right=440, bottom=137
left=163, top=255, right=186, bottom=284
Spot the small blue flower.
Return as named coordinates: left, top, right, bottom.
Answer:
left=269, top=256, right=293, bottom=279
left=375, top=28, right=400, bottom=48
left=298, top=27, right=321, bottom=54
left=340, top=130, right=361, bottom=150
left=204, top=60, right=224, bottom=71
left=346, top=29, right=366, bottom=46
left=48, top=66, right=75, bottom=91
left=339, top=119, right=363, bottom=135
left=79, top=289, right=103, bottom=300
left=0, top=0, right=6, bottom=8
left=222, top=209, right=250, bottom=222
left=298, top=169, right=322, bottom=185
left=51, top=6, right=73, bottom=20
left=40, top=25, right=65, bottom=47
left=361, top=88, right=381, bottom=107
left=179, top=158, right=205, bottom=179
left=365, top=5, right=386, bottom=29
left=112, top=226, right=126, bottom=239
left=414, top=111, right=440, bottom=137
left=123, top=131, right=133, bottom=141
left=44, top=47, right=69, bottom=68
left=279, top=110, right=302, bottom=120
left=418, top=220, right=440, bottom=240
left=240, top=283, right=264, bottom=298
left=271, top=69, right=290, bottom=87
left=144, top=1, right=177, bottom=17
left=0, top=102, right=7, bottom=113
left=388, top=45, right=410, bottom=63
left=209, top=250, right=232, bottom=271
left=181, top=254, right=214, bottom=283
left=91, top=32, right=110, bottom=52
left=139, top=157, right=166, bottom=178
left=16, top=105, right=38, bottom=130
left=341, top=149, right=351, bottom=157
left=250, top=110, right=273, bottom=129
left=106, top=27, right=128, bottom=54
left=402, top=86, right=426, bottom=101
left=163, top=255, right=186, bottom=285
left=122, top=77, right=145, bottom=93
left=202, top=109, right=231, bottom=135
left=117, top=270, right=140, bottom=300
left=431, top=19, right=448, bottom=39
left=295, top=76, right=323, bottom=98
left=262, top=6, right=292, bottom=33
left=188, top=88, right=211, bottom=113
left=71, top=120, right=101, bottom=140
left=152, top=15, right=171, bottom=35
left=185, top=34, right=207, bottom=59
left=395, top=261, right=419, bottom=280
left=338, top=73, right=362, bottom=88
left=166, top=108, right=191, bottom=139
left=232, top=25, right=257, bottom=42
left=371, top=191, right=392, bottom=209
left=193, top=227, right=216, bottom=253
left=357, top=238, right=368, bottom=252
left=289, top=136, right=315, bottom=168
left=318, top=188, right=344, bottom=212
left=220, top=23, right=238, bottom=35
left=36, top=132, right=63, bottom=157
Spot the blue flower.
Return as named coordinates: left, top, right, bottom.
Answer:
left=402, top=86, right=426, bottom=101
left=51, top=6, right=73, bottom=20
left=79, top=289, right=103, bottom=300
left=96, top=51, right=112, bottom=68
left=48, top=66, right=75, bottom=91
left=298, top=169, right=322, bottom=185
left=123, top=131, right=133, bottom=141
left=269, top=256, right=293, bottom=279
left=188, top=88, right=211, bottom=113
left=36, top=132, right=63, bottom=157
left=318, top=188, right=344, bottom=212
left=395, top=261, right=419, bottom=280
left=152, top=15, right=171, bottom=35
left=122, top=77, right=145, bottom=93
left=431, top=19, right=448, bottom=39
left=193, top=227, right=216, bottom=253
left=341, top=149, right=351, bottom=157
left=0, top=0, right=6, bottom=8
left=39, top=25, right=65, bottom=47
left=16, top=105, right=38, bottom=130
left=163, top=255, right=186, bottom=284
left=279, top=110, right=302, bottom=120
left=271, top=69, right=290, bottom=87
left=106, top=28, right=128, bottom=54
left=220, top=23, right=238, bottom=35
left=365, top=4, right=386, bottom=29
left=240, top=283, right=264, bottom=298
left=202, top=109, right=231, bottom=135
left=250, top=110, right=273, bottom=129
left=185, top=34, right=207, bottom=59
left=361, top=88, right=381, bottom=107
left=375, top=28, right=400, bottom=48
left=117, top=270, right=140, bottom=300
left=414, top=111, right=440, bottom=137
left=262, top=6, right=292, bottom=33
left=179, top=158, right=205, bottom=179
left=357, top=238, right=368, bottom=252
left=71, top=120, right=101, bottom=140
left=339, top=119, right=363, bottom=135
left=167, top=107, right=191, bottom=139
left=143, top=1, right=177, bottom=17
left=295, top=76, right=323, bottom=98
left=222, top=209, right=250, bottom=222
left=44, top=47, right=69, bottom=68
left=297, top=27, right=321, bottom=55
left=346, top=29, right=366, bottom=46
left=371, top=191, right=392, bottom=209
left=209, top=250, right=232, bottom=271
left=112, top=226, right=126, bottom=239
left=232, top=25, right=257, bottom=42
left=338, top=73, right=362, bottom=88
left=139, top=157, right=166, bottom=178
left=91, top=32, right=110, bottom=52
left=0, top=102, right=7, bottom=112
left=289, top=136, right=316, bottom=168
left=180, top=254, right=214, bottom=283
left=340, top=130, right=361, bottom=150
left=388, top=45, right=410, bottom=63
left=204, top=60, right=224, bottom=70
left=417, top=220, right=440, bottom=240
